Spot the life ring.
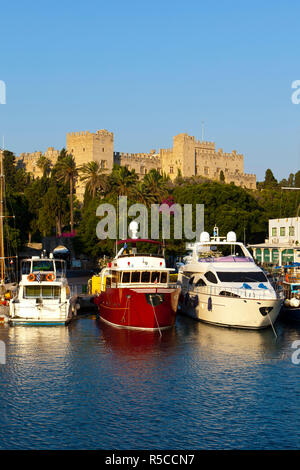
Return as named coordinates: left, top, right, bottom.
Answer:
left=46, top=273, right=55, bottom=281
left=27, top=273, right=36, bottom=282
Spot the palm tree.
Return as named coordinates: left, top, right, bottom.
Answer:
left=79, top=161, right=109, bottom=198
left=132, top=181, right=155, bottom=207
left=109, top=165, right=138, bottom=197
left=142, top=169, right=168, bottom=203
left=36, top=155, right=52, bottom=178
left=55, top=153, right=78, bottom=232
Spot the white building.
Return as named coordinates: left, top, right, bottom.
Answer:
left=269, top=217, right=300, bottom=245
left=249, top=217, right=300, bottom=266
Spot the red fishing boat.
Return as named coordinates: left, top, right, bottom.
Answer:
left=93, top=234, right=180, bottom=332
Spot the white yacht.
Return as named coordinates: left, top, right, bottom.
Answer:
left=9, top=253, right=78, bottom=325
left=177, top=227, right=283, bottom=329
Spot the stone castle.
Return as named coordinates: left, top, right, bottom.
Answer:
left=18, top=129, right=256, bottom=199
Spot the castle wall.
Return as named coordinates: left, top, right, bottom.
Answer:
left=18, top=148, right=59, bottom=178
left=114, top=152, right=160, bottom=176
left=18, top=129, right=256, bottom=198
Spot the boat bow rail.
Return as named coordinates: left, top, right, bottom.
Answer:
left=190, top=284, right=284, bottom=300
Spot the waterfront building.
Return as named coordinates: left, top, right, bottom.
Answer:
left=249, top=217, right=300, bottom=266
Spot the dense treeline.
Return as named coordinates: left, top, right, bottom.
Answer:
left=2, top=148, right=300, bottom=259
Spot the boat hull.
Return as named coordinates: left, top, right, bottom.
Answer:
left=179, top=291, right=283, bottom=329
left=94, top=286, right=180, bottom=331
left=9, top=301, right=74, bottom=325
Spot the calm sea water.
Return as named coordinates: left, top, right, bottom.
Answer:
left=0, top=312, right=300, bottom=450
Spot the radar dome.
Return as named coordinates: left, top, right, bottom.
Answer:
left=227, top=231, right=237, bottom=242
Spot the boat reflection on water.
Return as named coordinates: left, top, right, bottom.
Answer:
left=96, top=313, right=286, bottom=365
left=176, top=315, right=289, bottom=366
left=97, top=318, right=177, bottom=357
left=6, top=323, right=73, bottom=362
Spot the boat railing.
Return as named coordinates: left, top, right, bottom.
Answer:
left=190, top=284, right=284, bottom=300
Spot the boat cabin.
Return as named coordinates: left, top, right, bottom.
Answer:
left=21, top=255, right=67, bottom=281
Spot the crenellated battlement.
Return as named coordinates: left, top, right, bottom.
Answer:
left=67, top=129, right=113, bottom=139
left=195, top=140, right=215, bottom=150
left=114, top=151, right=160, bottom=161
left=18, top=128, right=256, bottom=196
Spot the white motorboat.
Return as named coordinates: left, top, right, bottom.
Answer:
left=177, top=227, right=284, bottom=329
left=9, top=253, right=78, bottom=325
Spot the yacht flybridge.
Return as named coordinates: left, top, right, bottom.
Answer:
left=9, top=253, right=77, bottom=325
left=177, top=227, right=283, bottom=329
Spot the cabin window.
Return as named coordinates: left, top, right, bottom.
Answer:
left=195, top=278, right=206, bottom=287
left=216, top=271, right=268, bottom=283
left=24, top=286, right=40, bottom=298
left=131, top=272, right=140, bottom=283
left=32, top=261, right=54, bottom=272
left=111, top=271, right=120, bottom=284
left=141, top=272, right=150, bottom=283
left=41, top=286, right=61, bottom=298
left=204, top=271, right=218, bottom=284
left=22, top=261, right=31, bottom=275
left=24, top=286, right=61, bottom=298
left=106, top=277, right=111, bottom=288
left=122, top=272, right=131, bottom=283
left=151, top=272, right=160, bottom=283
left=160, top=272, right=167, bottom=283
left=280, top=227, right=285, bottom=236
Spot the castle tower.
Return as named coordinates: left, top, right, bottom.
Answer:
left=67, top=129, right=114, bottom=169
left=160, top=133, right=196, bottom=179
left=67, top=129, right=114, bottom=200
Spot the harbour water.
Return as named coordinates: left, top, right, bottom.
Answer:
left=0, top=313, right=300, bottom=450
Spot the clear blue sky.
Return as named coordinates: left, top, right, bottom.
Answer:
left=1, top=0, right=300, bottom=181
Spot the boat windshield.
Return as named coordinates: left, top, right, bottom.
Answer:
left=24, top=286, right=61, bottom=299
left=32, top=260, right=54, bottom=272
left=198, top=244, right=246, bottom=258
left=216, top=271, right=268, bottom=283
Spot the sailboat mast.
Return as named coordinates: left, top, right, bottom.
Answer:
left=0, top=150, right=4, bottom=283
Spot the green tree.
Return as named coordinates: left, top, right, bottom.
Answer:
left=37, top=179, right=70, bottom=236
left=142, top=169, right=168, bottom=203
left=37, top=155, right=52, bottom=178
left=287, top=173, right=295, bottom=187
left=55, top=154, right=78, bottom=232
left=108, top=165, right=138, bottom=197
left=263, top=169, right=278, bottom=189
left=294, top=170, right=300, bottom=188
left=79, top=161, right=109, bottom=198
